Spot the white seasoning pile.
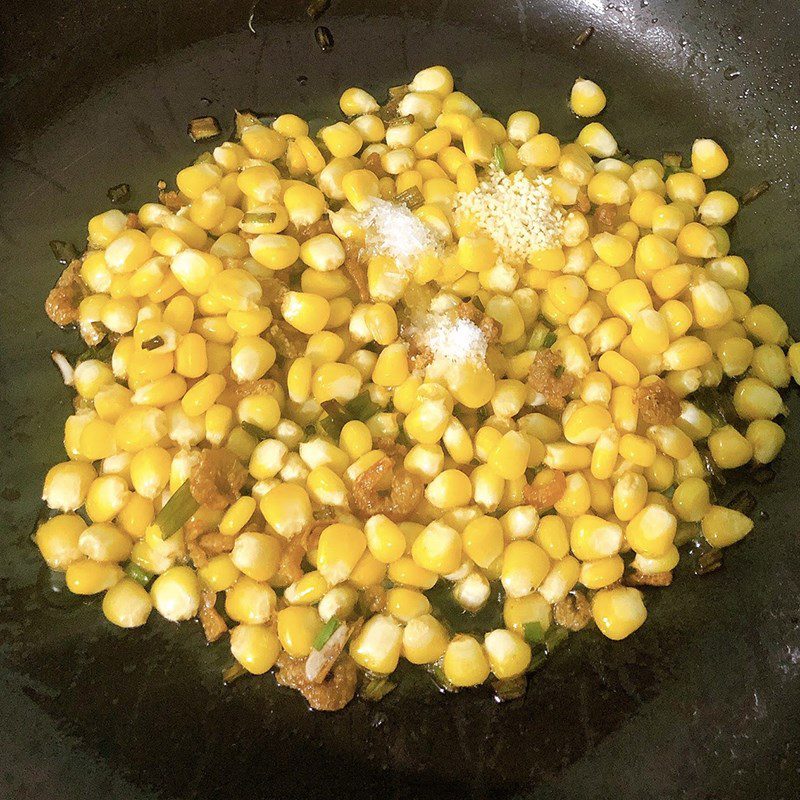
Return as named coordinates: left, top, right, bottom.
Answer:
left=454, top=167, right=565, bottom=265
left=359, top=199, right=440, bottom=270
left=418, top=314, right=487, bottom=366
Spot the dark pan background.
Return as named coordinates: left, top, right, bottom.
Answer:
left=1, top=1, right=799, bottom=798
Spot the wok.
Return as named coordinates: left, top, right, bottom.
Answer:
left=1, top=1, right=799, bottom=798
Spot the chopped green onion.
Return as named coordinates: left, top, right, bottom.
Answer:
left=471, top=295, right=486, bottom=313
left=527, top=648, right=548, bottom=673
left=314, top=25, right=334, bottom=52
left=572, top=26, right=595, bottom=48
left=694, top=547, right=723, bottom=576
left=49, top=240, right=79, bottom=265
left=306, top=0, right=330, bottom=19
left=193, top=152, right=215, bottom=166
left=543, top=331, right=557, bottom=348
left=222, top=662, right=246, bottom=685
left=492, top=675, right=527, bottom=702
left=428, top=664, right=457, bottom=693
left=141, top=335, right=165, bottom=351
left=153, top=480, right=199, bottom=539
left=241, top=421, right=269, bottom=441
left=395, top=186, right=425, bottom=210
left=492, top=143, right=506, bottom=172
left=544, top=627, right=569, bottom=654
left=313, top=617, right=341, bottom=650
left=360, top=676, right=397, bottom=702
left=124, top=562, right=154, bottom=587
left=188, top=116, right=222, bottom=142
left=662, top=484, right=677, bottom=499
left=741, top=180, right=770, bottom=205
left=387, top=114, right=415, bottom=128
left=345, top=392, right=380, bottom=421
left=107, top=183, right=130, bottom=204
left=554, top=364, right=565, bottom=378
left=674, top=521, right=700, bottom=547
left=76, top=338, right=116, bottom=365
left=317, top=416, right=343, bottom=441
left=523, top=621, right=546, bottom=644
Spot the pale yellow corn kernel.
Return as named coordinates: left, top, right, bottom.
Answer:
left=197, top=554, right=240, bottom=593
left=283, top=570, right=329, bottom=605
left=179, top=373, right=225, bottom=417
left=469, top=464, right=503, bottom=512
left=228, top=624, right=280, bottom=675
left=570, top=78, right=606, bottom=117
left=481, top=629, right=530, bottom=680
left=671, top=476, right=710, bottom=522
left=307, top=465, right=348, bottom=507
left=701, top=505, right=753, bottom=548
left=223, top=575, right=276, bottom=626
left=708, top=424, right=753, bottom=469
left=259, top=482, right=312, bottom=539
left=733, top=377, right=784, bottom=421
left=611, top=471, right=647, bottom=522
left=587, top=172, right=631, bottom=206
left=651, top=204, right=687, bottom=241
left=442, top=634, right=490, bottom=687
left=625, top=504, right=677, bottom=558
left=348, top=614, right=403, bottom=675
left=398, top=91, right=443, bottom=128
left=543, top=443, right=592, bottom=471
left=746, top=419, right=786, bottom=464
left=339, top=86, right=379, bottom=115
left=382, top=587, right=430, bottom=623
left=270, top=113, right=308, bottom=138
left=457, top=515, right=502, bottom=568
left=500, top=540, right=550, bottom=598
left=42, top=461, right=97, bottom=512
left=690, top=138, right=728, bottom=179
left=77, top=521, right=132, bottom=563
left=411, top=520, right=463, bottom=574
left=237, top=394, right=281, bottom=434
left=579, top=555, right=624, bottom=589
left=398, top=614, right=447, bottom=665
left=65, top=559, right=124, bottom=595
left=518, top=133, right=561, bottom=168
left=314, top=523, right=366, bottom=585
left=275, top=605, right=321, bottom=658
left=147, top=565, right=200, bottom=621
left=592, top=586, right=647, bottom=640
left=744, top=304, right=789, bottom=346
left=552, top=472, right=590, bottom=518
left=102, top=577, right=153, bottom=628
left=35, top=514, right=86, bottom=570
left=750, top=344, right=790, bottom=388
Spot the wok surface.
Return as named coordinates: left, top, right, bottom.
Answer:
left=1, top=1, right=799, bottom=798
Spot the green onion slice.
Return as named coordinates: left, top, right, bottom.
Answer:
left=313, top=617, right=341, bottom=651
left=153, top=479, right=199, bottom=539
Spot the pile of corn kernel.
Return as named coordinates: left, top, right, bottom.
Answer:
left=36, top=65, right=800, bottom=706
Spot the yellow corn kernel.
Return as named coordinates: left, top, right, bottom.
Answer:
left=181, top=373, right=226, bottom=417
left=349, top=614, right=403, bottom=675
left=402, top=614, right=449, bottom=665
left=708, top=424, right=753, bottom=469
left=387, top=555, right=438, bottom=590
left=102, top=577, right=153, bottom=628
left=314, top=523, right=366, bottom=585
left=42, top=461, right=97, bottom=512
left=260, top=483, right=312, bottom=539
left=283, top=570, right=329, bottom=605
left=277, top=605, right=323, bottom=658
left=500, top=540, right=550, bottom=598
left=570, top=78, right=606, bottom=117
left=625, top=504, right=677, bottom=557
left=197, top=554, right=240, bottom=592
left=733, top=377, right=784, bottom=421
left=612, top=471, right=648, bottom=521
left=230, top=624, right=281, bottom=675
left=579, top=555, right=625, bottom=589
left=411, top=520, right=463, bottom=574
left=691, top=138, right=728, bottom=179
left=701, top=505, right=753, bottom=548
left=672, top=476, right=711, bottom=522
left=35, top=514, right=86, bottom=570
left=746, top=419, right=786, bottom=464
left=148, top=565, right=201, bottom=621
left=385, top=587, right=431, bottom=623
left=744, top=304, right=789, bottom=345
left=442, top=634, right=490, bottom=687
left=592, top=586, right=647, bottom=640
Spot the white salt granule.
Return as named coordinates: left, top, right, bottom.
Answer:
left=420, top=314, right=487, bottom=366
left=359, top=199, right=440, bottom=270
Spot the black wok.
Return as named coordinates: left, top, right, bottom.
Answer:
left=1, top=1, right=799, bottom=798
